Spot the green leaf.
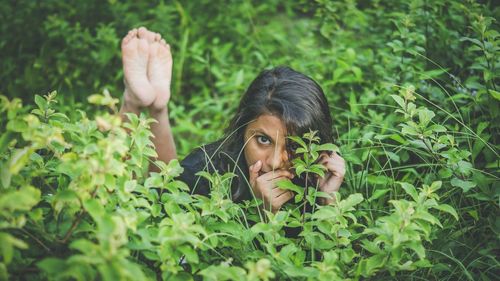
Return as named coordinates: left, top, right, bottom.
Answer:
left=0, top=232, right=28, bottom=264
left=144, top=175, right=163, bottom=188
left=408, top=240, right=426, bottom=260
left=367, top=175, right=391, bottom=185
left=53, top=189, right=80, bottom=214
left=368, top=189, right=390, bottom=202
left=438, top=168, right=453, bottom=179
left=339, top=193, right=363, bottom=212
left=418, top=68, right=447, bottom=80
left=429, top=181, right=442, bottom=192
left=83, top=198, right=105, bottom=221
left=124, top=180, right=137, bottom=193
left=0, top=162, right=11, bottom=188
left=0, top=185, right=41, bottom=213
left=414, top=210, right=442, bottom=227
left=312, top=206, right=337, bottom=221
left=361, top=239, right=382, bottom=254
left=287, top=136, right=307, bottom=149
left=391, top=94, right=406, bottom=108
left=418, top=108, right=435, bottom=127
left=488, top=89, right=500, bottom=101
left=360, top=254, right=386, bottom=276
left=8, top=147, right=32, bottom=174
left=457, top=160, right=473, bottom=176
left=179, top=245, right=199, bottom=264
left=199, top=265, right=247, bottom=281
left=316, top=143, right=339, bottom=153
left=34, top=95, right=47, bottom=110
left=163, top=159, right=184, bottom=177
left=399, top=182, right=418, bottom=201
left=428, top=124, right=447, bottom=132
left=37, top=258, right=67, bottom=276
left=281, top=265, right=319, bottom=278
left=276, top=179, right=302, bottom=194
left=450, top=178, right=476, bottom=192
left=459, top=36, right=484, bottom=47
left=432, top=204, right=459, bottom=220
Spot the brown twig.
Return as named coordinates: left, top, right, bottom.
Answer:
left=57, top=187, right=99, bottom=244
left=58, top=209, right=86, bottom=244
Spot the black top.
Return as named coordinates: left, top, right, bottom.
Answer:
left=178, top=140, right=253, bottom=203
left=178, top=140, right=313, bottom=207
left=178, top=140, right=314, bottom=238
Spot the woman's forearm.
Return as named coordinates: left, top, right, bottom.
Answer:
left=119, top=102, right=177, bottom=172
left=149, top=107, right=177, bottom=167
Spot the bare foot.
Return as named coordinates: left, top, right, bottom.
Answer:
left=121, top=29, right=155, bottom=108
left=148, top=38, right=172, bottom=111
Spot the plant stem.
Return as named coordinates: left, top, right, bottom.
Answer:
left=59, top=209, right=85, bottom=244
left=20, top=228, right=51, bottom=253
left=58, top=188, right=98, bottom=243
left=302, top=172, right=309, bottom=228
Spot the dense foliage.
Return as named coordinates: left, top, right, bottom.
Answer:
left=0, top=0, right=498, bottom=280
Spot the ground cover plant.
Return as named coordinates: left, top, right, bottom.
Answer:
left=0, top=0, right=498, bottom=280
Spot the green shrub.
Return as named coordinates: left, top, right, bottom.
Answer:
left=0, top=93, right=459, bottom=280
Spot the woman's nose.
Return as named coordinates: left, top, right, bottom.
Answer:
left=268, top=147, right=290, bottom=170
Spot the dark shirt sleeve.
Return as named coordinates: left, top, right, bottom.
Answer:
left=177, top=141, right=253, bottom=202
left=178, top=147, right=212, bottom=197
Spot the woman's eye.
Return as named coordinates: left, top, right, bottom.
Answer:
left=289, top=143, right=299, bottom=151
left=257, top=135, right=271, bottom=145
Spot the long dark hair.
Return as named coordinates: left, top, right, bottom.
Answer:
left=199, top=66, right=331, bottom=201
left=224, top=66, right=333, bottom=151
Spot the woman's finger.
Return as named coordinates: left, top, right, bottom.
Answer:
left=320, top=156, right=345, bottom=177
left=271, top=186, right=290, bottom=197
left=259, top=169, right=294, bottom=181
left=248, top=160, right=263, bottom=186
left=274, top=190, right=294, bottom=206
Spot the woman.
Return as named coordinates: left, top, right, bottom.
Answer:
left=119, top=27, right=345, bottom=213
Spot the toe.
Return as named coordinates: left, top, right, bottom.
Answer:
left=158, top=42, right=172, bottom=58
left=138, top=27, right=156, bottom=43
left=122, top=29, right=138, bottom=45
left=154, top=33, right=161, bottom=41
left=138, top=38, right=150, bottom=54
left=150, top=42, right=160, bottom=56
left=122, top=37, right=138, bottom=54
left=138, top=26, right=147, bottom=36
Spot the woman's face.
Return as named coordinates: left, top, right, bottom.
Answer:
left=243, top=114, right=292, bottom=174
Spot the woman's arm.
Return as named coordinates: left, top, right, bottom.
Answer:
left=149, top=107, right=177, bottom=166
left=119, top=102, right=177, bottom=171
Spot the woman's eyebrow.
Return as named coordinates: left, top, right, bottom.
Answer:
left=251, top=129, right=275, bottom=142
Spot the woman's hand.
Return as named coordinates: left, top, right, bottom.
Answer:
left=317, top=152, right=346, bottom=205
left=249, top=160, right=294, bottom=213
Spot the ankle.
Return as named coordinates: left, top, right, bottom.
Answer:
left=149, top=105, right=168, bottom=118
left=120, top=98, right=141, bottom=115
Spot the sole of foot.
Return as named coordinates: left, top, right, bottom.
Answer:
left=148, top=38, right=173, bottom=110
left=121, top=28, right=156, bottom=108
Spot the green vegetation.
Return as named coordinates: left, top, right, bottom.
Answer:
left=0, top=0, right=498, bottom=280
